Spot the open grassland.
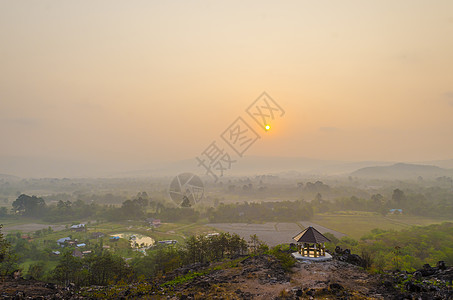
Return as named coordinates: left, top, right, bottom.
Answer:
left=11, top=220, right=215, bottom=278
left=87, top=221, right=215, bottom=244
left=2, top=218, right=218, bottom=244
left=208, top=222, right=346, bottom=246
left=312, top=211, right=450, bottom=239
left=209, top=212, right=450, bottom=246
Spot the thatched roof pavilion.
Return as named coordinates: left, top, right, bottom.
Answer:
left=293, top=226, right=330, bottom=258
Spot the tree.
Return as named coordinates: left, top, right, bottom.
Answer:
left=12, top=194, right=46, bottom=217
left=53, top=251, right=84, bottom=285
left=118, top=199, right=145, bottom=220
left=132, top=245, right=183, bottom=279
left=314, top=193, right=323, bottom=204
left=28, top=261, right=46, bottom=280
left=392, top=189, right=406, bottom=206
left=393, top=246, right=401, bottom=271
left=371, top=194, right=385, bottom=211
left=87, top=252, right=131, bottom=285
left=270, top=245, right=296, bottom=271
left=184, top=235, right=199, bottom=263
left=0, top=226, right=18, bottom=277
left=180, top=195, right=191, bottom=207
left=0, top=207, right=8, bottom=217
left=249, top=234, right=265, bottom=255
left=0, top=225, right=9, bottom=263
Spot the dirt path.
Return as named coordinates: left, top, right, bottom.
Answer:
left=235, top=259, right=384, bottom=299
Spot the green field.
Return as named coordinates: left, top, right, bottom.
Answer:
left=6, top=220, right=216, bottom=278
left=312, top=211, right=450, bottom=239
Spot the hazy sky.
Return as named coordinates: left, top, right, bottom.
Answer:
left=1, top=1, right=453, bottom=176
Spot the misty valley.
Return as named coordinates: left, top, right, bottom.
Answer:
left=1, top=165, right=453, bottom=298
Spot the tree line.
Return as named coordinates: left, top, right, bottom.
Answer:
left=0, top=228, right=255, bottom=286
left=3, top=194, right=315, bottom=224
left=312, top=187, right=453, bottom=218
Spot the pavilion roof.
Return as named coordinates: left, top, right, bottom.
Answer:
left=293, top=226, right=331, bottom=244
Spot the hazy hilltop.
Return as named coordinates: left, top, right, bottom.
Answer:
left=1, top=155, right=383, bottom=178
left=119, top=156, right=397, bottom=178
left=422, top=159, right=453, bottom=169
left=2, top=155, right=453, bottom=179
left=0, top=173, right=20, bottom=181
left=350, top=163, right=453, bottom=180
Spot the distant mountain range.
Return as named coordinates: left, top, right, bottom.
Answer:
left=0, top=173, right=20, bottom=181
left=1, top=154, right=453, bottom=179
left=114, top=158, right=453, bottom=180
left=350, top=163, right=453, bottom=180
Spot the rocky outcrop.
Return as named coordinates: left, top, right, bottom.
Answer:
left=0, top=279, right=81, bottom=299
left=384, top=262, right=453, bottom=300
left=1, top=254, right=452, bottom=299
left=333, top=246, right=366, bottom=267
left=241, top=254, right=290, bottom=284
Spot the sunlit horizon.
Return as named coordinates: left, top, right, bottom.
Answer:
left=1, top=1, right=453, bottom=177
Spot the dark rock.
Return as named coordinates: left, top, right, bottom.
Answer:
left=14, top=290, right=25, bottom=299
left=44, top=282, right=56, bottom=289
left=405, top=281, right=424, bottom=293
left=437, top=261, right=446, bottom=270
left=413, top=271, right=422, bottom=280
left=383, top=280, right=394, bottom=289
left=329, top=283, right=344, bottom=292
left=420, top=264, right=436, bottom=276
left=66, top=282, right=76, bottom=290
left=399, top=274, right=408, bottom=281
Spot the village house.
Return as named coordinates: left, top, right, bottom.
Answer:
left=67, top=240, right=78, bottom=247
left=21, top=235, right=32, bottom=242
left=206, top=233, right=219, bottom=238
left=70, top=223, right=86, bottom=232
left=56, top=237, right=71, bottom=247
left=158, top=240, right=177, bottom=245
left=146, top=217, right=161, bottom=227
left=389, top=208, right=403, bottom=215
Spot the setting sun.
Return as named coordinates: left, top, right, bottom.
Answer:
left=265, top=125, right=271, bottom=131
